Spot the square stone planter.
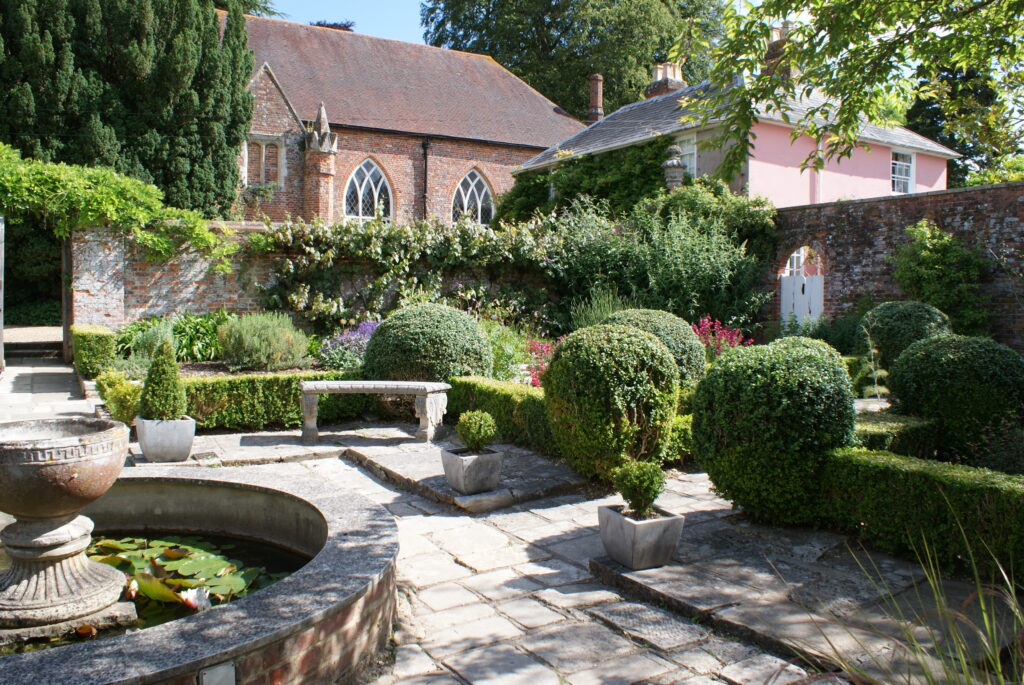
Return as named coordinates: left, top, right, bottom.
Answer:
left=598, top=505, right=685, bottom=570
left=441, top=447, right=504, bottom=495
left=136, top=415, right=195, bottom=463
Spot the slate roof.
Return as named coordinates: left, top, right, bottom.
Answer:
left=239, top=14, right=584, bottom=149
left=518, top=83, right=959, bottom=171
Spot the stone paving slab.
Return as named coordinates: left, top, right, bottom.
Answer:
left=588, top=601, right=710, bottom=650
left=343, top=431, right=587, bottom=514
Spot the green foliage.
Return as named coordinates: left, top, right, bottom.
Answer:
left=363, top=304, right=492, bottom=382
left=95, top=370, right=143, bottom=425
left=890, top=334, right=1024, bottom=467
left=544, top=325, right=679, bottom=480
left=860, top=300, right=952, bottom=368
left=495, top=138, right=675, bottom=223
left=892, top=220, right=992, bottom=334
left=184, top=370, right=365, bottom=430
left=422, top=0, right=723, bottom=121
left=217, top=313, right=310, bottom=372
left=665, top=413, right=694, bottom=463
left=0, top=2, right=253, bottom=216
left=904, top=67, right=1020, bottom=187
left=4, top=300, right=61, bottom=326
left=0, top=144, right=237, bottom=269
left=448, top=376, right=555, bottom=455
left=966, top=155, right=1024, bottom=186
left=684, top=0, right=1024, bottom=178
left=456, top=411, right=498, bottom=451
left=612, top=460, right=666, bottom=519
left=89, top=534, right=289, bottom=628
left=257, top=187, right=772, bottom=336
left=691, top=337, right=856, bottom=524
left=854, top=411, right=938, bottom=459
left=570, top=286, right=640, bottom=331
left=479, top=319, right=529, bottom=382
left=139, top=339, right=187, bottom=421
left=820, top=448, right=1024, bottom=578
left=3, top=219, right=60, bottom=316
left=604, top=309, right=706, bottom=388
left=779, top=296, right=874, bottom=356
left=116, top=311, right=239, bottom=363
left=71, top=325, right=116, bottom=380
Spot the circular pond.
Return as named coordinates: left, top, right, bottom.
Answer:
left=0, top=466, right=398, bottom=685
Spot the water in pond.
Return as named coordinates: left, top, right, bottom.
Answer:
left=1, top=531, right=308, bottom=656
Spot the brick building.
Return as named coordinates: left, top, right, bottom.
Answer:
left=234, top=14, right=583, bottom=224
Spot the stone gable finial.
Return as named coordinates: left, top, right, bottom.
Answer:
left=307, top=102, right=338, bottom=153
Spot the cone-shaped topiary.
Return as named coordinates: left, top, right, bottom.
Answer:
left=860, top=301, right=951, bottom=368
left=692, top=337, right=855, bottom=525
left=139, top=338, right=187, bottom=420
left=603, top=309, right=706, bottom=387
left=363, top=304, right=492, bottom=382
left=544, top=324, right=679, bottom=480
left=612, top=459, right=665, bottom=519
left=456, top=410, right=497, bottom=452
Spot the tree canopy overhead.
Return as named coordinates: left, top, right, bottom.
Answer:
left=0, top=0, right=254, bottom=217
left=421, top=0, right=726, bottom=121
left=684, top=0, right=1024, bottom=177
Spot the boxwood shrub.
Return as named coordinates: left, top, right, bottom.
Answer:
left=448, top=376, right=555, bottom=455
left=544, top=324, right=679, bottom=479
left=184, top=370, right=365, bottom=430
left=854, top=411, right=937, bottom=458
left=860, top=301, right=951, bottom=368
left=71, top=324, right=117, bottom=379
left=890, top=334, right=1024, bottom=466
left=363, top=304, right=492, bottom=382
left=603, top=309, right=705, bottom=387
left=665, top=414, right=694, bottom=463
left=821, top=448, right=1024, bottom=577
left=691, top=337, right=855, bottom=524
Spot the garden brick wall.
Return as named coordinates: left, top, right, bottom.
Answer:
left=772, top=181, right=1024, bottom=351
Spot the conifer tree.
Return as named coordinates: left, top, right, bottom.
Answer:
left=0, top=0, right=253, bottom=216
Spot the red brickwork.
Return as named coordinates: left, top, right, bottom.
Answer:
left=154, top=564, right=396, bottom=685
left=240, top=65, right=540, bottom=225
left=772, top=182, right=1024, bottom=350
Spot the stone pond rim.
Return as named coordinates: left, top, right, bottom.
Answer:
left=0, top=466, right=399, bottom=685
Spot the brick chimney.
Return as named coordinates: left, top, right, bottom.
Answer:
left=644, top=62, right=686, bottom=99
left=588, top=74, right=604, bottom=123
left=765, top=22, right=798, bottom=80
left=304, top=102, right=338, bottom=222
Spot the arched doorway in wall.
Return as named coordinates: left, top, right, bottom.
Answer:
left=779, top=246, right=824, bottom=324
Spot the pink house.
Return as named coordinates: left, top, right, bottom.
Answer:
left=518, top=65, right=959, bottom=208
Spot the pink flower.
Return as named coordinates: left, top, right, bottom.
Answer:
left=691, top=317, right=752, bottom=358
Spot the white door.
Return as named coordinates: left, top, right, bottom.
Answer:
left=780, top=274, right=823, bottom=324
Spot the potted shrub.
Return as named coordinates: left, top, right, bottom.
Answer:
left=598, top=460, right=684, bottom=570
left=135, top=338, right=194, bottom=462
left=442, top=411, right=504, bottom=494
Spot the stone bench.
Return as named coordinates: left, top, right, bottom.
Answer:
left=300, top=380, right=451, bottom=445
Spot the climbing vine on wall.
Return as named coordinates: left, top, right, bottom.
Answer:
left=493, top=136, right=675, bottom=223
left=0, top=144, right=237, bottom=271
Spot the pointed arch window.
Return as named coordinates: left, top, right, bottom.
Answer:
left=344, top=159, right=392, bottom=222
left=452, top=170, right=494, bottom=224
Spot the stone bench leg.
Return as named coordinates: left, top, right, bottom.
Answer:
left=414, top=392, right=448, bottom=442
left=301, top=392, right=320, bottom=446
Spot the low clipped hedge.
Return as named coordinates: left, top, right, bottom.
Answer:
left=854, top=411, right=937, bottom=458
left=71, top=324, right=117, bottom=379
left=890, top=334, right=1024, bottom=465
left=363, top=304, right=492, bottom=382
left=860, top=301, right=951, bottom=368
left=184, top=370, right=365, bottom=430
left=692, top=337, right=855, bottom=524
left=448, top=376, right=555, bottom=455
left=544, top=325, right=679, bottom=480
left=821, top=448, right=1024, bottom=577
left=602, top=309, right=705, bottom=387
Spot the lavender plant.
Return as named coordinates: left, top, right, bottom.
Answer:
left=318, top=321, right=379, bottom=370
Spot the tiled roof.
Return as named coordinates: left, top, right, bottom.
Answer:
left=239, top=14, right=584, bottom=149
left=519, top=83, right=959, bottom=171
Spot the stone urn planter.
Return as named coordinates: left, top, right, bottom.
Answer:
left=136, top=416, right=196, bottom=463
left=0, top=417, right=129, bottom=628
left=598, top=505, right=685, bottom=570
left=443, top=410, right=504, bottom=495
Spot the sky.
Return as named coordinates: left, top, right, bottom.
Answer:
left=276, top=0, right=426, bottom=44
